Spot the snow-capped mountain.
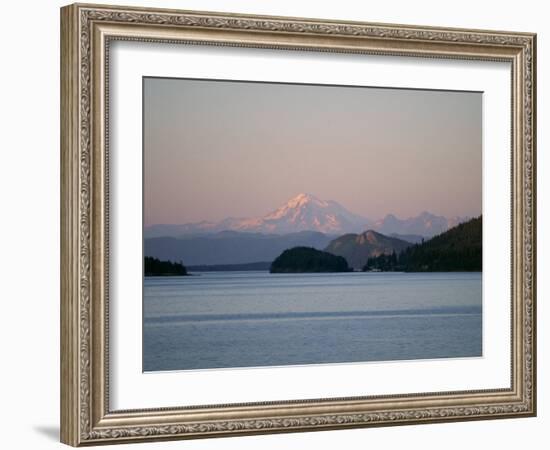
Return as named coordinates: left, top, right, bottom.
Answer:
left=144, top=194, right=469, bottom=238
left=237, top=193, right=370, bottom=234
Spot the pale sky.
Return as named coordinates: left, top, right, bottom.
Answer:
left=144, top=77, right=482, bottom=226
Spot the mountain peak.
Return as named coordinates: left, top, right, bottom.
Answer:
left=357, top=230, right=379, bottom=245
left=285, top=193, right=327, bottom=209
left=258, top=194, right=368, bottom=234
left=363, top=229, right=382, bottom=238
left=325, top=229, right=413, bottom=269
left=293, top=192, right=316, bottom=201
left=357, top=229, right=397, bottom=245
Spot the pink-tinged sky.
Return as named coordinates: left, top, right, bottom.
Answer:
left=144, top=78, right=482, bottom=226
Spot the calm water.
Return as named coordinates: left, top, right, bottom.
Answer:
left=143, top=271, right=482, bottom=371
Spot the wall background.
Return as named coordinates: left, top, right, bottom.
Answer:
left=0, top=1, right=545, bottom=448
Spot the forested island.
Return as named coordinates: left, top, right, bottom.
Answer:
left=363, top=216, right=482, bottom=272
left=270, top=247, right=350, bottom=273
left=144, top=256, right=188, bottom=276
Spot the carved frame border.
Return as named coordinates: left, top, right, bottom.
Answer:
left=60, top=3, right=536, bottom=446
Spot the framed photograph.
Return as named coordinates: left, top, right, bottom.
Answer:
left=60, top=3, right=536, bottom=446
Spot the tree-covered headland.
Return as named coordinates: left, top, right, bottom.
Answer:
left=363, top=216, right=482, bottom=272
left=144, top=256, right=188, bottom=276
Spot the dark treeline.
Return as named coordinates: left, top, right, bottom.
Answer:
left=270, top=247, right=350, bottom=273
left=364, top=251, right=399, bottom=272
left=144, top=256, right=188, bottom=276
left=363, top=216, right=482, bottom=272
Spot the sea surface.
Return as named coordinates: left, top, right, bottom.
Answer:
left=143, top=271, right=482, bottom=371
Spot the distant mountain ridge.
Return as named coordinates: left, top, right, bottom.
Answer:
left=372, top=212, right=469, bottom=238
left=324, top=230, right=412, bottom=270
left=145, top=193, right=470, bottom=238
left=144, top=230, right=334, bottom=266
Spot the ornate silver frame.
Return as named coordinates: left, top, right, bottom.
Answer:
left=60, top=3, right=536, bottom=446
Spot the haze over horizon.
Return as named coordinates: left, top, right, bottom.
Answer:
left=144, top=78, right=482, bottom=227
